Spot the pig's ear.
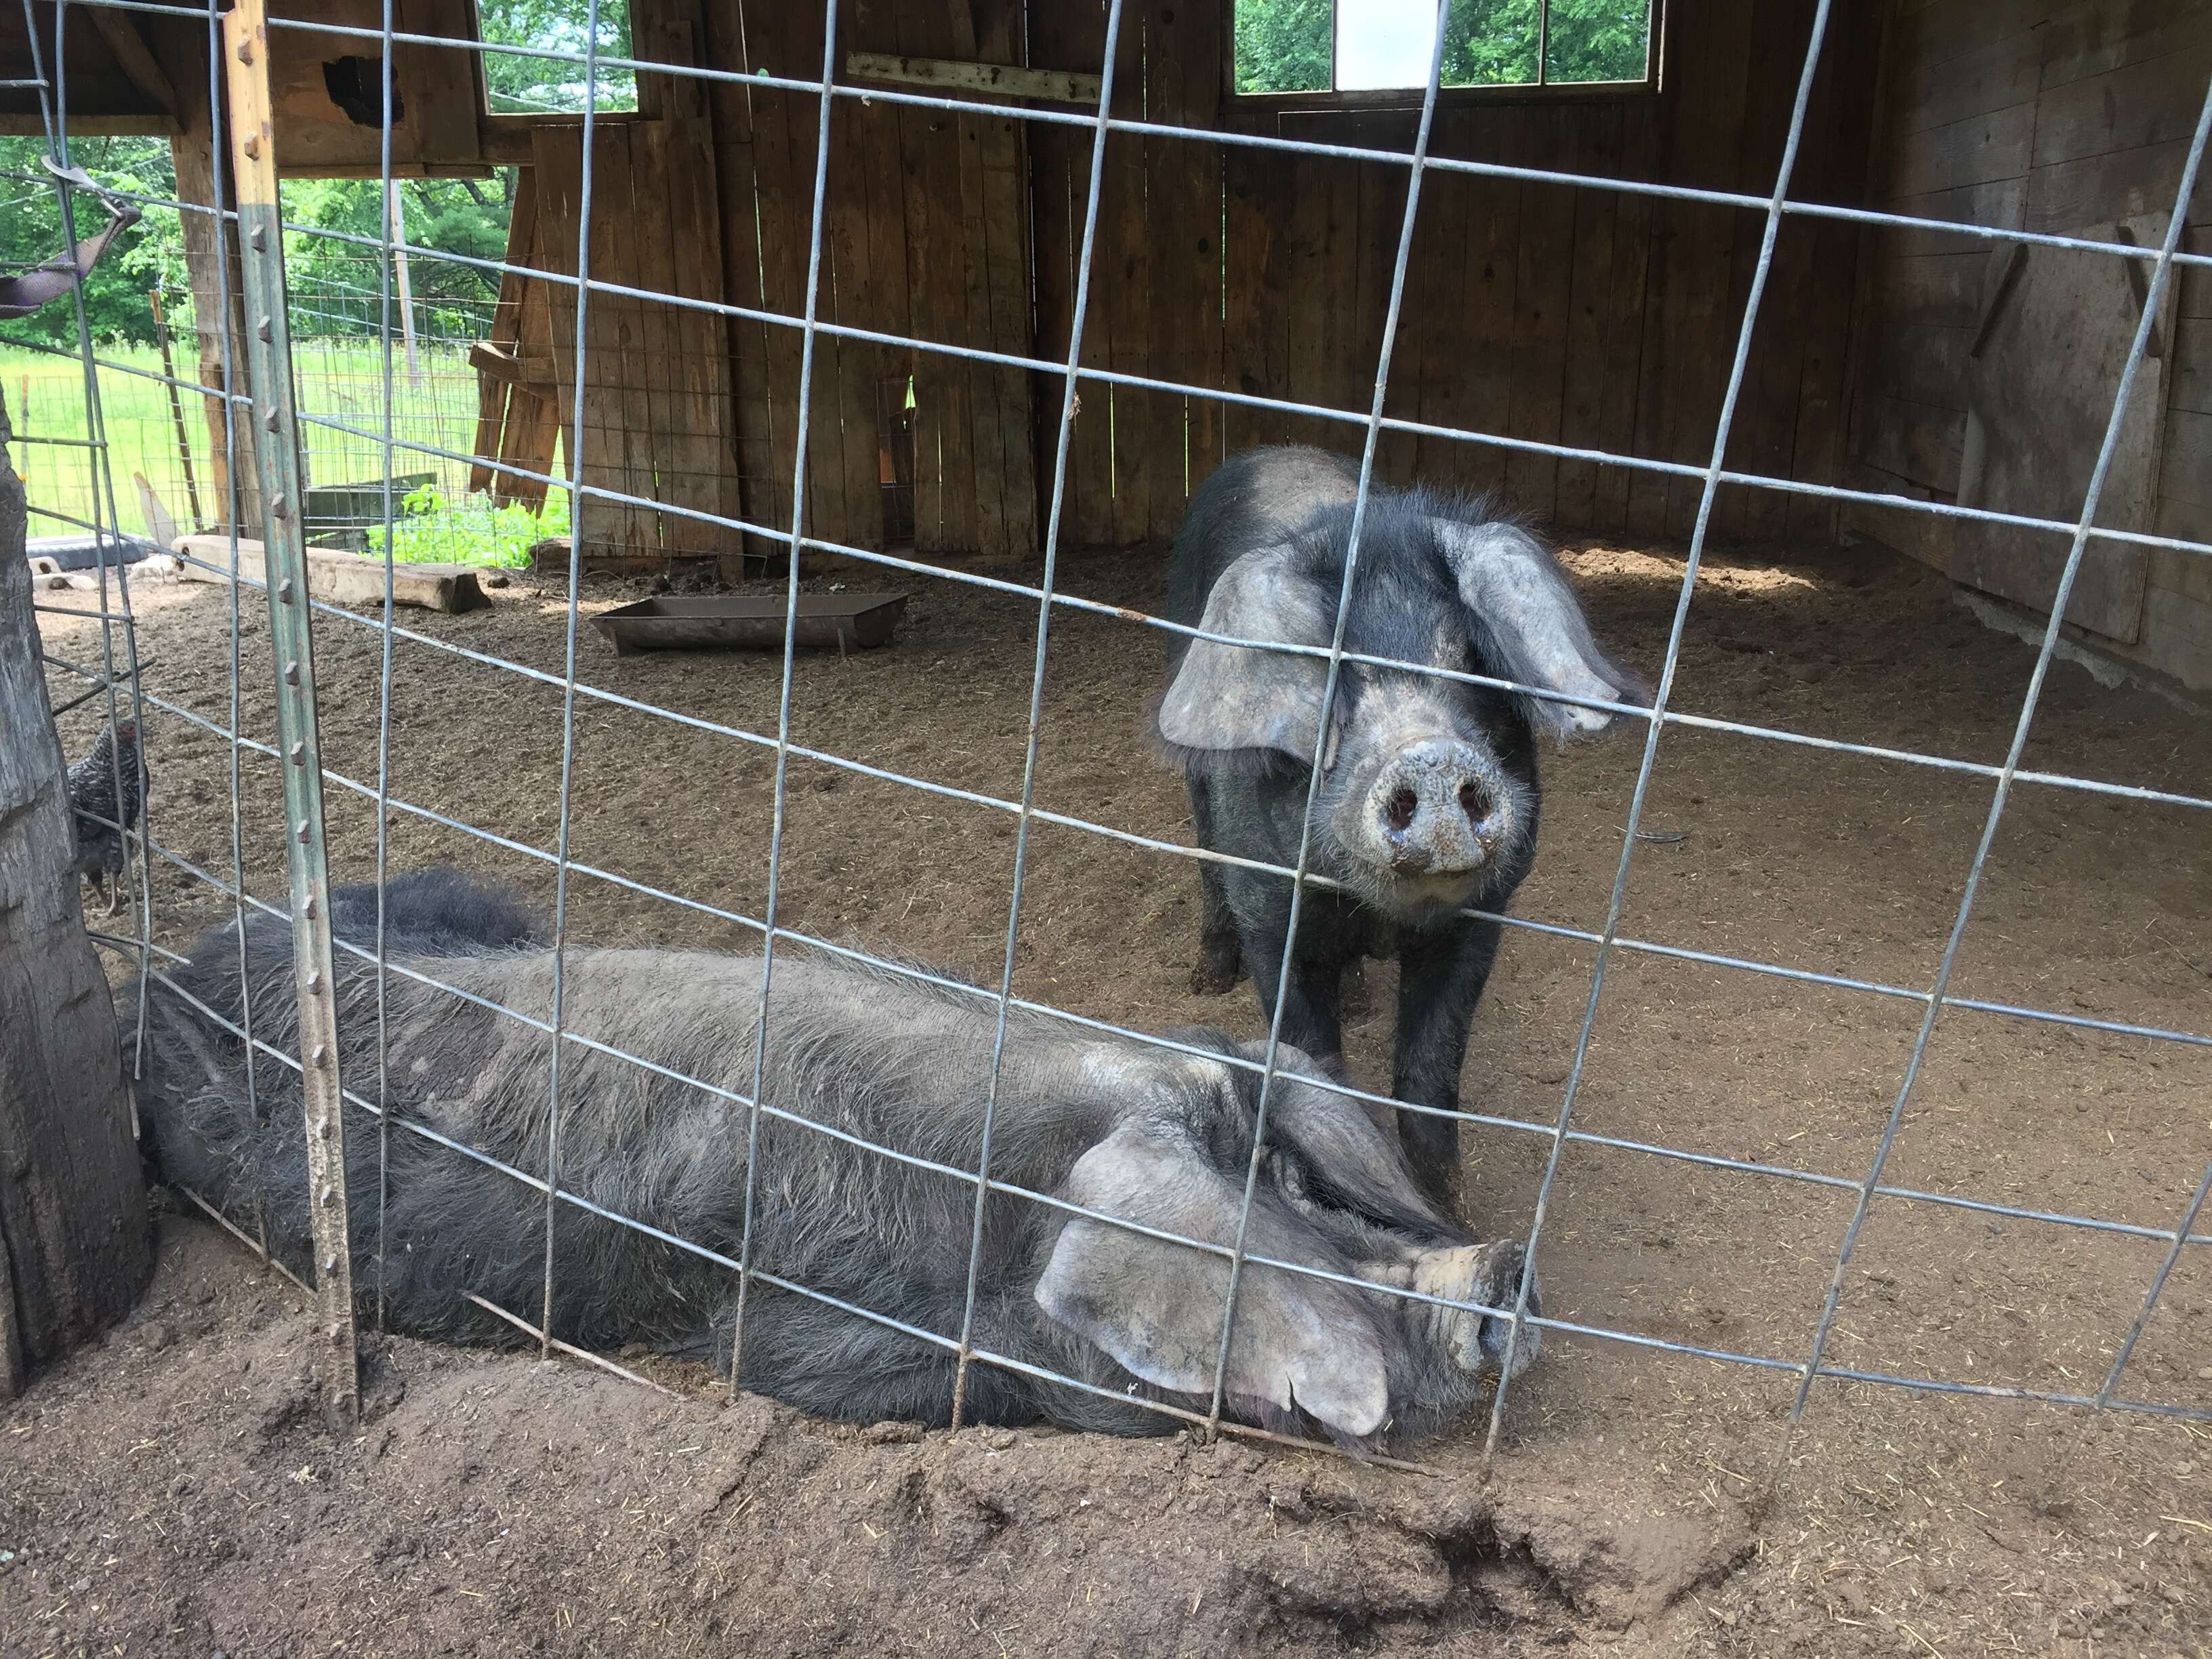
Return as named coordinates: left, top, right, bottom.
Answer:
left=1035, top=1118, right=1393, bottom=1439
left=1434, top=520, right=1649, bottom=741
left=1158, top=546, right=1336, bottom=764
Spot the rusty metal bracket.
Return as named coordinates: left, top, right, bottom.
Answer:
left=224, top=0, right=359, bottom=1429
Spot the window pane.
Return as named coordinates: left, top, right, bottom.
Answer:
left=1335, top=0, right=1438, bottom=91
left=1233, top=0, right=1332, bottom=94
left=1440, top=0, right=1540, bottom=87
left=1545, top=0, right=1653, bottom=83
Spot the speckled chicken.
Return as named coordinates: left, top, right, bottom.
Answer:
left=66, top=719, right=146, bottom=916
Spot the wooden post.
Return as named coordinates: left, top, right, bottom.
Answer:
left=171, top=33, right=264, bottom=535
left=0, top=388, right=153, bottom=1400
left=224, top=0, right=361, bottom=1429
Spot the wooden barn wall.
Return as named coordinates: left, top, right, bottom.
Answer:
left=1034, top=0, right=1879, bottom=552
left=712, top=0, right=1038, bottom=564
left=1844, top=0, right=2212, bottom=692
left=689, top=0, right=1879, bottom=560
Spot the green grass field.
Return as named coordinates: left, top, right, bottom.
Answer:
left=3, top=337, right=562, bottom=567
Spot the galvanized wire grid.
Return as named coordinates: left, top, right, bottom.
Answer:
left=16, top=0, right=2212, bottom=1456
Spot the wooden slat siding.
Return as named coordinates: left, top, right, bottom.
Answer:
left=531, top=122, right=586, bottom=516
left=2163, top=409, right=2212, bottom=504
left=632, top=122, right=682, bottom=555
left=1271, top=119, right=1346, bottom=464
left=966, top=0, right=1038, bottom=558
left=1401, top=110, right=1471, bottom=486
left=1894, top=28, right=2043, bottom=136
left=1882, top=100, right=2038, bottom=199
left=1782, top=215, right=1866, bottom=540
left=1137, top=8, right=1190, bottom=537
left=1216, top=117, right=1283, bottom=463
left=2033, top=41, right=2212, bottom=168
left=1142, top=2, right=1223, bottom=537
left=979, top=109, right=1040, bottom=556
left=1591, top=99, right=1658, bottom=533
left=1504, top=109, right=1577, bottom=518
left=1887, top=0, right=2053, bottom=78
left=1858, top=394, right=1965, bottom=495
left=589, top=126, right=651, bottom=559
left=699, top=0, right=779, bottom=563
left=1784, top=1, right=1884, bottom=545
left=2026, top=140, right=2212, bottom=234
left=1024, top=0, right=1107, bottom=545
left=824, top=12, right=890, bottom=554
left=661, top=8, right=741, bottom=552
left=2041, top=0, right=2212, bottom=88
left=742, top=26, right=809, bottom=546
left=1462, top=115, right=1522, bottom=500
left=954, top=104, right=1017, bottom=553
left=1718, top=0, right=1819, bottom=541
left=1655, top=0, right=1758, bottom=538
left=893, top=0, right=971, bottom=557
left=744, top=2, right=863, bottom=556
left=1101, top=12, right=1158, bottom=547
left=1866, top=319, right=1972, bottom=413
left=1553, top=104, right=1623, bottom=528
left=1877, top=178, right=2032, bottom=258
left=1870, top=249, right=1988, bottom=327
left=1347, top=113, right=1410, bottom=487
left=1179, top=9, right=1227, bottom=502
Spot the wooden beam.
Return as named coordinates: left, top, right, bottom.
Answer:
left=844, top=52, right=1101, bottom=105
left=480, top=110, right=647, bottom=166
left=468, top=339, right=558, bottom=389
left=89, top=7, right=180, bottom=126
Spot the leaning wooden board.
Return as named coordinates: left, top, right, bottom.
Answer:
left=172, top=534, right=490, bottom=613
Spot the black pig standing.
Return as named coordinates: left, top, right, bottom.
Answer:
left=1157, top=447, right=1645, bottom=1207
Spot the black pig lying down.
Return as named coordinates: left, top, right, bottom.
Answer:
left=1159, top=446, right=1647, bottom=1207
left=129, top=868, right=1540, bottom=1446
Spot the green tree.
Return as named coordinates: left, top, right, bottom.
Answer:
left=1233, top=0, right=1649, bottom=94
left=478, top=0, right=636, bottom=113
left=0, top=136, right=185, bottom=347
left=1234, top=0, right=1330, bottom=94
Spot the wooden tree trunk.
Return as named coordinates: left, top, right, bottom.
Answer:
left=0, top=389, right=152, bottom=1397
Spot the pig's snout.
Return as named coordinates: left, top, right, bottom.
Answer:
left=1410, top=1239, right=1541, bottom=1380
left=1370, top=740, right=1502, bottom=876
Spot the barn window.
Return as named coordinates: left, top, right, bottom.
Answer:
left=1231, top=0, right=1658, bottom=100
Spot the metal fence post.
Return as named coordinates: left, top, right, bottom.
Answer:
left=223, top=0, right=359, bottom=1429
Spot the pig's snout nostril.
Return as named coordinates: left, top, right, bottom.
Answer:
left=1384, top=786, right=1418, bottom=834
left=1458, top=781, right=1492, bottom=826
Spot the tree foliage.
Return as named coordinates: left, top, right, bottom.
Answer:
left=0, top=136, right=186, bottom=347
left=478, top=0, right=636, bottom=113
left=1233, top=0, right=1649, bottom=94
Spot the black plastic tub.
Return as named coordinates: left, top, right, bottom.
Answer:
left=590, top=592, right=910, bottom=657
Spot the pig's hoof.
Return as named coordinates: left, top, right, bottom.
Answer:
left=1194, top=942, right=1247, bottom=995
left=1189, top=957, right=1242, bottom=996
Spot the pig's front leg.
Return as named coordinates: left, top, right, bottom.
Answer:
left=1237, top=909, right=1346, bottom=1070
left=1391, top=917, right=1504, bottom=1209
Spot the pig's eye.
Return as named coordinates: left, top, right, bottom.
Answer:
left=1385, top=787, right=1417, bottom=833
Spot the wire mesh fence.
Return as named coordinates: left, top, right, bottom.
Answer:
left=12, top=0, right=2212, bottom=1467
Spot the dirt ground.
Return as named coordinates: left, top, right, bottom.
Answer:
left=9, top=530, right=2212, bottom=1656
